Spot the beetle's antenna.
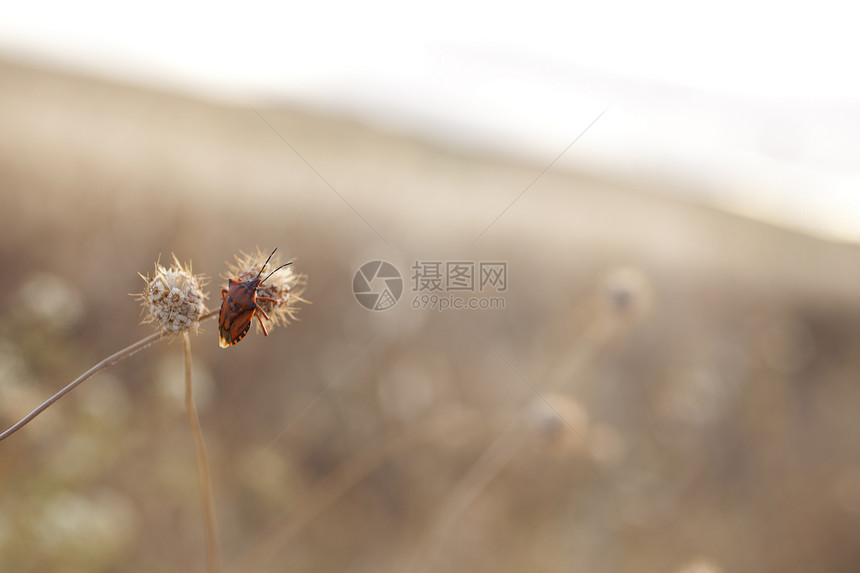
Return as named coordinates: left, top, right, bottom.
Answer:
left=261, top=261, right=293, bottom=284
left=255, top=248, right=278, bottom=280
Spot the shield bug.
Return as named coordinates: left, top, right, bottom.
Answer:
left=219, top=248, right=292, bottom=348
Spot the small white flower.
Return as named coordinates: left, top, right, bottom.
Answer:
left=137, top=256, right=207, bottom=335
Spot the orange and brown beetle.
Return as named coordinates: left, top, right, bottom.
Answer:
left=218, top=248, right=292, bottom=348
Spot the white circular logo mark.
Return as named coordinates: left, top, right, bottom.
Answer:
left=352, top=261, right=403, bottom=311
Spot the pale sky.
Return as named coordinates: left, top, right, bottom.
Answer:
left=2, top=0, right=858, bottom=241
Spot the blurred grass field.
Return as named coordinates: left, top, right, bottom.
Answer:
left=0, top=58, right=859, bottom=573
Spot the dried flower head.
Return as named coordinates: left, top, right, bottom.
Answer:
left=602, top=266, right=653, bottom=318
left=137, top=256, right=207, bottom=335
left=676, top=560, right=723, bottom=573
left=223, top=247, right=308, bottom=332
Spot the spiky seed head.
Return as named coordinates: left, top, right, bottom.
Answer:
left=137, top=255, right=207, bottom=335
left=223, top=247, right=308, bottom=332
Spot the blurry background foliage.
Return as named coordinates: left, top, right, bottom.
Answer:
left=0, top=57, right=858, bottom=573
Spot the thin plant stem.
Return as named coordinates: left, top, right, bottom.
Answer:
left=234, top=412, right=497, bottom=573
left=0, top=310, right=219, bottom=443
left=183, top=331, right=221, bottom=573
left=407, top=420, right=526, bottom=573
left=408, top=309, right=622, bottom=573
left=0, top=331, right=161, bottom=441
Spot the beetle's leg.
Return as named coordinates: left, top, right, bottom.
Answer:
left=257, top=296, right=279, bottom=304
left=221, top=288, right=229, bottom=301
left=255, top=309, right=270, bottom=336
left=256, top=305, right=271, bottom=321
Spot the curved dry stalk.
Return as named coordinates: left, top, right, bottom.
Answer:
left=183, top=331, right=221, bottom=573
left=407, top=419, right=527, bottom=573
left=0, top=332, right=162, bottom=441
left=0, top=310, right=219, bottom=443
left=233, top=412, right=496, bottom=573
left=408, top=307, right=626, bottom=573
